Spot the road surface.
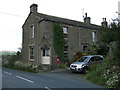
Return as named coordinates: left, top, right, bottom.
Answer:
left=2, top=68, right=108, bottom=89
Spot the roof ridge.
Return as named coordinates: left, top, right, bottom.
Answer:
left=37, top=12, right=101, bottom=29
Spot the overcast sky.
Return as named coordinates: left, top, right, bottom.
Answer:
left=0, top=0, right=119, bottom=52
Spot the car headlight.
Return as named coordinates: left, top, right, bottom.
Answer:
left=77, top=64, right=83, bottom=67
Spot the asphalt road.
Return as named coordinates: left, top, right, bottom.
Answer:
left=2, top=68, right=108, bottom=89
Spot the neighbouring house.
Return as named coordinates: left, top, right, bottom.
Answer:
left=22, top=4, right=106, bottom=70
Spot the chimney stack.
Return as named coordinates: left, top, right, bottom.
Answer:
left=101, top=18, right=108, bottom=27
left=30, top=4, right=38, bottom=13
left=84, top=13, right=91, bottom=24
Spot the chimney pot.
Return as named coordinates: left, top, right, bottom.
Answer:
left=85, top=13, right=87, bottom=17
left=84, top=13, right=91, bottom=24
left=101, top=18, right=108, bottom=27
left=105, top=18, right=106, bottom=21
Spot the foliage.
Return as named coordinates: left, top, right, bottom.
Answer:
left=0, top=51, right=16, bottom=56
left=85, top=57, right=120, bottom=88
left=85, top=21, right=120, bottom=88
left=85, top=43, right=109, bottom=55
left=59, top=63, right=68, bottom=69
left=111, top=42, right=120, bottom=61
left=87, top=43, right=100, bottom=55
left=100, top=22, right=120, bottom=44
left=2, top=48, right=38, bottom=72
left=100, top=27, right=115, bottom=44
left=3, top=50, right=22, bottom=66
left=53, top=23, right=66, bottom=62
left=14, top=61, right=38, bottom=72
left=97, top=43, right=109, bottom=55
left=100, top=22, right=120, bottom=62
left=3, top=61, right=38, bottom=73
left=69, top=52, right=84, bottom=65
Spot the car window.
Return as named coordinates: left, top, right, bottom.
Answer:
left=77, top=57, right=88, bottom=62
left=89, top=57, right=95, bottom=62
left=95, top=56, right=103, bottom=61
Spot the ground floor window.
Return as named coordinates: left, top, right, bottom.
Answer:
left=83, top=45, right=88, bottom=51
left=64, top=45, right=68, bottom=59
left=64, top=53, right=68, bottom=58
left=29, top=44, right=35, bottom=60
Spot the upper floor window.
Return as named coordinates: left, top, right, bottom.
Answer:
left=63, top=27, right=68, bottom=39
left=64, top=45, right=68, bottom=51
left=63, top=27, right=68, bottom=34
left=92, top=31, right=96, bottom=42
left=31, top=24, right=34, bottom=38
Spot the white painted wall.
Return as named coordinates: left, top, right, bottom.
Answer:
left=42, top=57, right=50, bottom=64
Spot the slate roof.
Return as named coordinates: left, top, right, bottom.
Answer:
left=37, top=13, right=101, bottom=30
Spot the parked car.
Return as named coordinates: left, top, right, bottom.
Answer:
left=70, top=55, right=104, bottom=73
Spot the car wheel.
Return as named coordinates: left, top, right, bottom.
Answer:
left=72, top=71, right=75, bottom=73
left=82, top=67, right=87, bottom=74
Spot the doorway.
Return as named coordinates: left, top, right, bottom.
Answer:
left=41, top=48, right=50, bottom=65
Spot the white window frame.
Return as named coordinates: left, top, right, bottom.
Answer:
left=63, top=27, right=68, bottom=34
left=92, top=31, right=96, bottom=42
left=31, top=24, right=34, bottom=38
left=29, top=44, right=35, bottom=61
left=42, top=49, right=50, bottom=57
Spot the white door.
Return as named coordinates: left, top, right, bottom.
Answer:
left=41, top=49, right=50, bottom=64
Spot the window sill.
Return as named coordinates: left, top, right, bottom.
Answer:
left=30, top=59, right=34, bottom=61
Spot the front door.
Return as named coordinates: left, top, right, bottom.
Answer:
left=41, top=49, right=50, bottom=65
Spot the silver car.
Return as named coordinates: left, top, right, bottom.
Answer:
left=70, top=55, right=104, bottom=73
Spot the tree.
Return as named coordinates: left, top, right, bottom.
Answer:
left=100, top=22, right=120, bottom=44
left=100, top=21, right=120, bottom=64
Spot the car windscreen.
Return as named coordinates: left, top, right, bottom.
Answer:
left=77, top=57, right=88, bottom=62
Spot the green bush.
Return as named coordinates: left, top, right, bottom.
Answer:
left=14, top=61, right=38, bottom=72
left=3, top=61, right=38, bottom=73
left=68, top=52, right=84, bottom=66
left=85, top=57, right=120, bottom=88
left=2, top=51, right=38, bottom=73
left=85, top=20, right=120, bottom=88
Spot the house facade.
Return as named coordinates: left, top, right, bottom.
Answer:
left=22, top=4, right=102, bottom=70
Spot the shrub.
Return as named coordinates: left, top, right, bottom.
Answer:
left=3, top=60, right=38, bottom=73
left=14, top=61, right=38, bottom=73
left=68, top=52, right=84, bottom=65
left=85, top=57, right=120, bottom=88
left=85, top=19, right=120, bottom=88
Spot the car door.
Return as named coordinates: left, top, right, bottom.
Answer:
left=95, top=56, right=103, bottom=63
left=88, top=57, right=96, bottom=67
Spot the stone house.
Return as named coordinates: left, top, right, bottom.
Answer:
left=22, top=4, right=103, bottom=70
